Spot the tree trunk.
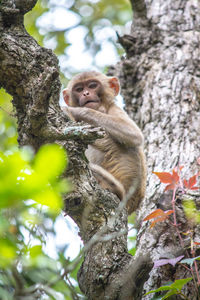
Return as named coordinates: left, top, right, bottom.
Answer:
left=0, top=0, right=200, bottom=299
left=115, top=0, right=200, bottom=298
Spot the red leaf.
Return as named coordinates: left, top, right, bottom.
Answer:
left=150, top=216, right=167, bottom=228
left=189, top=175, right=197, bottom=187
left=184, top=174, right=199, bottom=190
left=143, top=209, right=164, bottom=221
left=172, top=169, right=179, bottom=183
left=143, top=209, right=173, bottom=228
left=194, top=241, right=200, bottom=246
left=153, top=170, right=180, bottom=190
left=165, top=183, right=176, bottom=191
left=153, top=172, right=174, bottom=184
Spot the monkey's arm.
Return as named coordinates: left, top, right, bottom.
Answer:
left=64, top=105, right=143, bottom=148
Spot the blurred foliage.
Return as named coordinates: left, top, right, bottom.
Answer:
left=0, top=89, right=17, bottom=152
left=183, top=200, right=200, bottom=224
left=128, top=213, right=137, bottom=256
left=25, top=0, right=132, bottom=84
left=24, top=0, right=48, bottom=46
left=0, top=144, right=85, bottom=299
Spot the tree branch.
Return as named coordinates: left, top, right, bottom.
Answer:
left=0, top=1, right=153, bottom=299
left=130, top=0, right=147, bottom=19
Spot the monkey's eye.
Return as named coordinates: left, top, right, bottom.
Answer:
left=88, top=81, right=98, bottom=89
left=75, top=86, right=84, bottom=93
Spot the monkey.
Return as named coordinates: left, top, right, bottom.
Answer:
left=62, top=71, right=146, bottom=214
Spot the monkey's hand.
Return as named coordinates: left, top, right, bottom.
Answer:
left=61, top=105, right=77, bottom=122
left=62, top=106, right=88, bottom=122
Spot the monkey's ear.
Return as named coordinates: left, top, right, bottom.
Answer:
left=62, top=88, right=70, bottom=106
left=108, top=77, right=120, bottom=96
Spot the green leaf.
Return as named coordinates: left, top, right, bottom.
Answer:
left=24, top=0, right=47, bottom=46
left=145, top=278, right=192, bottom=297
left=183, top=200, right=199, bottom=223
left=70, top=256, right=84, bottom=281
left=21, top=168, right=48, bottom=196
left=170, top=277, right=192, bottom=291
left=34, top=144, right=67, bottom=182
left=34, top=187, right=63, bottom=214
left=128, top=213, right=136, bottom=224
left=0, top=214, right=9, bottom=236
left=162, top=290, right=178, bottom=299
left=0, top=239, right=17, bottom=267
left=128, top=247, right=136, bottom=256
left=145, top=285, right=172, bottom=295
left=29, top=245, right=43, bottom=258
left=0, top=151, right=29, bottom=207
left=181, top=256, right=200, bottom=266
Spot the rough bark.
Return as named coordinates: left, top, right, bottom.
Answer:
left=0, top=0, right=200, bottom=299
left=113, top=0, right=200, bottom=298
left=0, top=1, right=152, bottom=300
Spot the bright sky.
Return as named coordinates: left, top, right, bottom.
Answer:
left=37, top=5, right=120, bottom=73
left=46, top=215, right=82, bottom=259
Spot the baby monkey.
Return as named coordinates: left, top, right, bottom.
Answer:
left=62, top=71, right=146, bottom=214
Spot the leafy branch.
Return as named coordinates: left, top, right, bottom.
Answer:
left=143, top=158, right=200, bottom=299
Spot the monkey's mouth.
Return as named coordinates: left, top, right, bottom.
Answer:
left=82, top=100, right=99, bottom=107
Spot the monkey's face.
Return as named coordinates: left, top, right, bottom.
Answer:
left=63, top=72, right=120, bottom=109
left=72, top=80, right=102, bottom=110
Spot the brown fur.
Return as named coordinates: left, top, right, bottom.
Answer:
left=62, top=71, right=146, bottom=214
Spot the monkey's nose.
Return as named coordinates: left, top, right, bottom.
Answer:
left=83, top=90, right=89, bottom=96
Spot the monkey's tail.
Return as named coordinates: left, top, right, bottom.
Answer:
left=89, top=163, right=125, bottom=200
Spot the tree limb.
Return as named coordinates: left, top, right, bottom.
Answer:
left=0, top=1, right=153, bottom=299
left=130, top=0, right=147, bottom=19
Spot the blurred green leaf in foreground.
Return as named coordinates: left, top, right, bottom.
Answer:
left=0, top=144, right=83, bottom=299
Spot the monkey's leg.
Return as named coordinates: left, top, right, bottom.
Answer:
left=89, top=163, right=125, bottom=200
